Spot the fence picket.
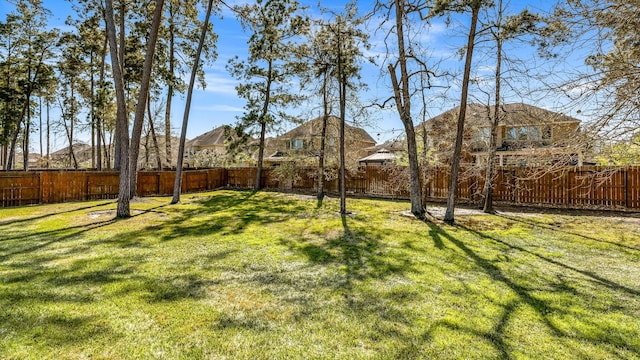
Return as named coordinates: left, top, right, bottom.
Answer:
left=1, top=166, right=639, bottom=211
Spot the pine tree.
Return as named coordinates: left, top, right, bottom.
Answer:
left=227, top=0, right=309, bottom=190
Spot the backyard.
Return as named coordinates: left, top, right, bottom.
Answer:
left=0, top=190, right=639, bottom=359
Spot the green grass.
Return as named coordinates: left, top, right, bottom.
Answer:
left=1, top=190, right=639, bottom=359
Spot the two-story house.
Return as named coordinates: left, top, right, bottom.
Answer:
left=420, top=103, right=584, bottom=167
left=264, top=116, right=376, bottom=168
left=185, top=125, right=233, bottom=156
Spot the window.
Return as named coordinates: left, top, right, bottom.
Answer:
left=517, top=127, right=528, bottom=140
left=528, top=126, right=540, bottom=141
left=290, top=139, right=304, bottom=150
left=505, top=126, right=548, bottom=141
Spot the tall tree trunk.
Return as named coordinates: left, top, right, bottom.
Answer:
left=147, top=92, right=163, bottom=170
left=129, top=0, right=165, bottom=198
left=105, top=0, right=130, bottom=217
left=337, top=27, right=347, bottom=214
left=254, top=58, right=274, bottom=191
left=164, top=2, right=176, bottom=166
left=90, top=50, right=96, bottom=169
left=389, top=0, right=424, bottom=219
left=46, top=97, right=50, bottom=167
left=39, top=96, right=43, bottom=159
left=172, top=0, right=214, bottom=204
left=7, top=100, right=27, bottom=170
left=444, top=1, right=480, bottom=224
left=483, top=1, right=503, bottom=214
left=97, top=26, right=108, bottom=170
left=60, top=93, right=78, bottom=169
left=102, top=128, right=111, bottom=169
left=317, top=72, right=329, bottom=201
left=113, top=0, right=126, bottom=171
left=23, top=99, right=30, bottom=170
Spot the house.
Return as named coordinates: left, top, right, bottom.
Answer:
left=419, top=103, right=584, bottom=167
left=358, top=140, right=406, bottom=166
left=358, top=148, right=398, bottom=166
left=50, top=143, right=93, bottom=167
left=263, top=116, right=376, bottom=168
left=184, top=125, right=257, bottom=168
left=185, top=125, right=232, bottom=156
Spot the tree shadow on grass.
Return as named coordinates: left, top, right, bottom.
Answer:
left=0, top=201, right=114, bottom=227
left=271, top=213, right=423, bottom=349
left=496, top=212, right=640, bottom=253
left=0, top=218, right=117, bottom=263
left=457, top=222, right=640, bottom=298
left=425, top=220, right=640, bottom=358
left=154, top=191, right=309, bottom=241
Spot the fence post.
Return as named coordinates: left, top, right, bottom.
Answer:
left=625, top=167, right=629, bottom=210
left=566, top=169, right=571, bottom=206
left=38, top=171, right=43, bottom=204
left=85, top=172, right=90, bottom=201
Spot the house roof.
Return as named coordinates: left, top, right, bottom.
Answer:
left=278, top=116, right=376, bottom=144
left=50, top=143, right=92, bottom=156
left=420, top=103, right=581, bottom=130
left=364, top=139, right=406, bottom=153
left=188, top=125, right=232, bottom=147
left=358, top=148, right=398, bottom=163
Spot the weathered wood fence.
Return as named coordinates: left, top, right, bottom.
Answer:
left=1, top=166, right=640, bottom=211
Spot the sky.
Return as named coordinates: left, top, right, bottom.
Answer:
left=0, top=0, right=590, bottom=153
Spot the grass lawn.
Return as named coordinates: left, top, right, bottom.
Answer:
left=1, top=190, right=639, bottom=359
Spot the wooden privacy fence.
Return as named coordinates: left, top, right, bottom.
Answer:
left=1, top=166, right=640, bottom=211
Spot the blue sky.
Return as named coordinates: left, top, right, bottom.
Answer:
left=1, top=0, right=589, bottom=152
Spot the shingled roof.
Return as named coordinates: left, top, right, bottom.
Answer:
left=187, top=125, right=232, bottom=147
left=421, top=103, right=581, bottom=130
left=278, top=116, right=376, bottom=144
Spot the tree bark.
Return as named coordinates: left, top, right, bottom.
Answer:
left=317, top=72, right=329, bottom=201
left=483, top=1, right=504, bottom=214
left=444, top=1, right=480, bottom=224
left=90, top=50, right=96, bottom=169
left=389, top=0, right=424, bottom=219
left=46, top=98, right=50, bottom=167
left=164, top=3, right=176, bottom=167
left=113, top=0, right=126, bottom=171
left=129, top=0, right=165, bottom=199
left=147, top=91, right=163, bottom=170
left=105, top=0, right=130, bottom=217
left=23, top=99, right=30, bottom=170
left=172, top=0, right=214, bottom=204
left=97, top=24, right=108, bottom=170
left=337, top=25, right=347, bottom=215
left=39, top=96, right=43, bottom=159
left=254, top=58, right=274, bottom=191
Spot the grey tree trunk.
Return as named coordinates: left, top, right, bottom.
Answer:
left=96, top=21, right=108, bottom=170
left=254, top=58, right=274, bottom=192
left=105, top=0, right=130, bottom=217
left=389, top=0, right=424, bottom=219
left=444, top=2, right=480, bottom=224
left=483, top=0, right=505, bottom=214
left=46, top=98, right=50, bottom=167
left=164, top=3, right=176, bottom=167
left=129, top=0, right=165, bottom=198
left=172, top=0, right=215, bottom=204
left=337, top=27, right=347, bottom=214
left=147, top=92, right=163, bottom=170
left=317, top=73, right=329, bottom=201
left=23, top=100, right=30, bottom=170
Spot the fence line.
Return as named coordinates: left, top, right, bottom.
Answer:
left=1, top=166, right=639, bottom=211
